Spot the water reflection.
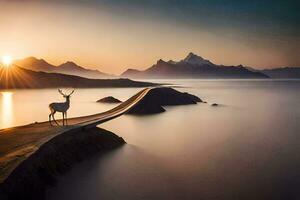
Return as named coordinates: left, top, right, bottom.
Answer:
left=0, top=92, right=14, bottom=129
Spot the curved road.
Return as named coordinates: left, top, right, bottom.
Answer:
left=0, top=87, right=152, bottom=183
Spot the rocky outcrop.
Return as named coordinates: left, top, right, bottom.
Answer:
left=127, top=87, right=202, bottom=114
left=97, top=96, right=122, bottom=103
left=0, top=127, right=125, bottom=200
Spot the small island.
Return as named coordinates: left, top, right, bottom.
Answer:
left=97, top=96, right=122, bottom=103
left=127, top=87, right=203, bottom=115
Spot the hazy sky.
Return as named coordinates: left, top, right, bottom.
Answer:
left=0, top=0, right=299, bottom=74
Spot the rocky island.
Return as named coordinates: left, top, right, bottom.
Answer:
left=127, top=87, right=203, bottom=114
left=97, top=96, right=122, bottom=103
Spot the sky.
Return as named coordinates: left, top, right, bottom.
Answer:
left=0, top=0, right=299, bottom=74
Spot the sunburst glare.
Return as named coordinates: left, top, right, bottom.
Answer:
left=1, top=55, right=12, bottom=67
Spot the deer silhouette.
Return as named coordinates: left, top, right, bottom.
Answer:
left=49, top=89, right=74, bottom=126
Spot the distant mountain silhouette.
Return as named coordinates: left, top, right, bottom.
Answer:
left=182, top=52, right=214, bottom=65
left=261, top=67, right=300, bottom=79
left=14, top=57, right=113, bottom=79
left=0, top=66, right=157, bottom=89
left=14, top=57, right=55, bottom=72
left=122, top=52, right=269, bottom=79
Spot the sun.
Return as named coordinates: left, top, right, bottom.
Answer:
left=2, top=55, right=12, bottom=67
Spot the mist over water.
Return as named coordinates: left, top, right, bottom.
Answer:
left=1, top=80, right=300, bottom=199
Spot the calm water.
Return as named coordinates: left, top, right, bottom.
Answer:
left=1, top=80, right=300, bottom=199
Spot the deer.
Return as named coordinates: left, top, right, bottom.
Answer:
left=49, top=89, right=75, bottom=126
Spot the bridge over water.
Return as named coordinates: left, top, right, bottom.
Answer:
left=0, top=88, right=151, bottom=183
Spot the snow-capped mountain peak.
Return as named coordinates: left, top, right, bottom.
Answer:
left=182, top=52, right=213, bottom=65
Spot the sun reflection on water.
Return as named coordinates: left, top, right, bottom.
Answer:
left=0, top=92, right=14, bottom=129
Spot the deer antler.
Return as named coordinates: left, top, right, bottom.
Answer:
left=58, top=89, right=66, bottom=96
left=68, top=89, right=75, bottom=96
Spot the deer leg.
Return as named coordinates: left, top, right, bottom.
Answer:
left=62, top=112, right=65, bottom=126
left=49, top=114, right=52, bottom=126
left=65, top=112, right=68, bottom=125
left=64, top=112, right=66, bottom=126
left=52, top=111, right=59, bottom=126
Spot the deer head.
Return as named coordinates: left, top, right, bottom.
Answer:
left=58, top=89, right=75, bottom=100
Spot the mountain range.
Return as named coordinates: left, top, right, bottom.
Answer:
left=14, top=57, right=113, bottom=79
left=261, top=67, right=300, bottom=79
left=121, top=53, right=269, bottom=79
left=0, top=66, right=156, bottom=89
left=12, top=54, right=300, bottom=79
